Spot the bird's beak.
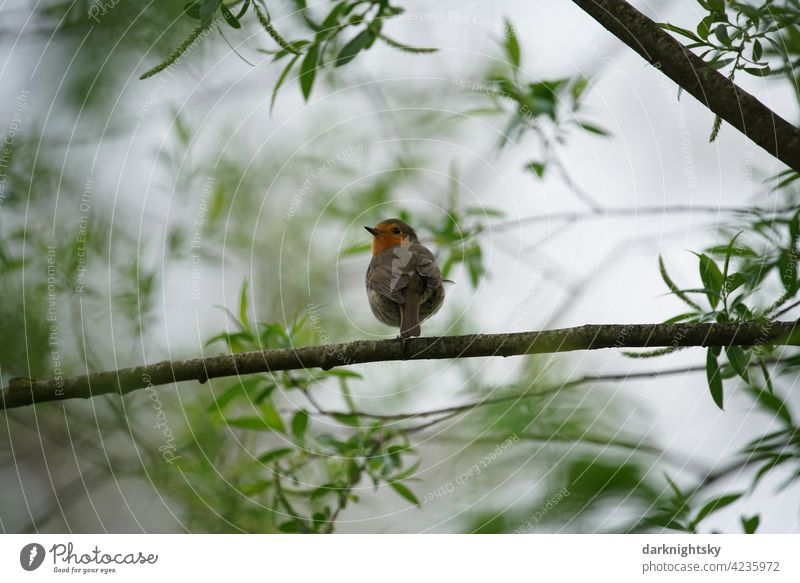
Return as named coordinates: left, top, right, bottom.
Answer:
left=364, top=226, right=378, bottom=236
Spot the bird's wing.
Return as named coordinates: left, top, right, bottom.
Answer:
left=366, top=247, right=412, bottom=304
left=411, top=243, right=443, bottom=289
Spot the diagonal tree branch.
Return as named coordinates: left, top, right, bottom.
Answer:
left=569, top=0, right=800, bottom=171
left=1, top=321, right=796, bottom=410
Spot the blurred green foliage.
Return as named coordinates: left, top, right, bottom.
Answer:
left=2, top=1, right=800, bottom=535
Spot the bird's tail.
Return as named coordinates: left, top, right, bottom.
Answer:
left=400, top=278, right=422, bottom=338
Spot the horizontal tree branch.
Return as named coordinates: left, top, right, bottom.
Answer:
left=570, top=0, right=800, bottom=171
left=1, top=321, right=796, bottom=410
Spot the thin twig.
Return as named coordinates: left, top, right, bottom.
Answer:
left=305, top=358, right=784, bottom=434
left=491, top=204, right=797, bottom=234
left=773, top=297, right=800, bottom=319
left=323, top=440, right=383, bottom=533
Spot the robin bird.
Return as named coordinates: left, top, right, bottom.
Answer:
left=365, top=218, right=445, bottom=338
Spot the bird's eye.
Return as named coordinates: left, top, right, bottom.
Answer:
left=392, top=227, right=401, bottom=235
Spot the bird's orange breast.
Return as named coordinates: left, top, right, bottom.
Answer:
left=371, top=234, right=406, bottom=256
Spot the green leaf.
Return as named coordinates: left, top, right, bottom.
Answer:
left=736, top=3, right=760, bottom=22
left=240, top=479, right=271, bottom=495
left=721, top=232, right=740, bottom=284
left=255, top=382, right=276, bottom=403
left=213, top=303, right=247, bottom=331
left=697, top=15, right=714, bottom=40
left=725, top=345, right=750, bottom=381
left=335, top=29, right=374, bottom=67
left=389, top=481, right=420, bottom=506
left=204, top=330, right=253, bottom=351
left=270, top=53, right=301, bottom=113
left=773, top=170, right=800, bottom=191
left=227, top=404, right=285, bottom=433
left=332, top=413, right=361, bottom=427
left=278, top=519, right=308, bottom=533
left=259, top=322, right=289, bottom=347
left=206, top=383, right=242, bottom=412
left=227, top=416, right=275, bottom=431
left=386, top=444, right=405, bottom=466
left=291, top=409, right=310, bottom=440
left=465, top=243, right=484, bottom=288
left=664, top=473, right=687, bottom=504
left=239, top=279, right=250, bottom=331
left=742, top=66, right=771, bottom=77
left=706, top=348, right=724, bottom=409
left=571, top=76, right=589, bottom=101
left=257, top=447, right=293, bottom=464
left=220, top=3, right=241, bottom=28
left=706, top=244, right=756, bottom=258
left=199, top=0, right=222, bottom=24
left=790, top=210, right=800, bottom=246
left=694, top=492, right=742, bottom=524
left=310, top=482, right=341, bottom=499
left=299, top=42, right=319, bottom=100
left=707, top=57, right=734, bottom=71
left=747, top=387, right=793, bottom=426
left=730, top=295, right=754, bottom=319
left=504, top=19, right=521, bottom=68
left=659, top=255, right=702, bottom=311
left=723, top=272, right=747, bottom=295
left=317, top=434, right=347, bottom=452
left=319, top=1, right=346, bottom=32
left=389, top=458, right=421, bottom=481
left=261, top=402, right=286, bottom=432
left=714, top=24, right=730, bottom=46
left=658, top=22, right=702, bottom=43
left=751, top=39, right=763, bottom=62
left=577, top=121, right=610, bottom=136
left=291, top=310, right=310, bottom=337
left=662, top=312, right=699, bottom=324
left=696, top=253, right=723, bottom=308
left=741, top=514, right=760, bottom=534
left=753, top=455, right=793, bottom=488
left=235, top=0, right=251, bottom=19
left=185, top=2, right=202, bottom=20
left=525, top=160, right=546, bottom=177
left=324, top=369, right=363, bottom=379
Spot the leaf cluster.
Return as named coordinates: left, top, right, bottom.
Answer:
left=659, top=0, right=800, bottom=139
left=199, top=281, right=422, bottom=532
left=142, top=0, right=435, bottom=109
left=478, top=21, right=609, bottom=179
